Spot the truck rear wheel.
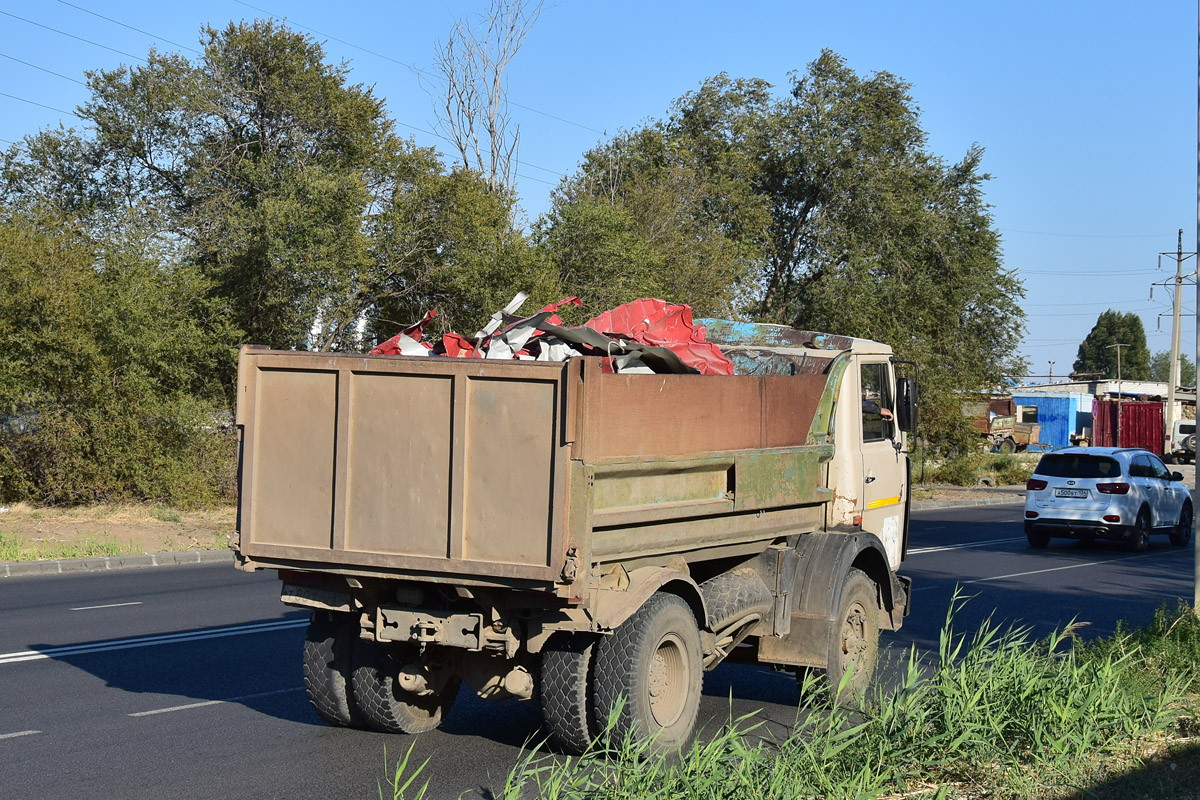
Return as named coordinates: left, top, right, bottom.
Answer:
left=302, top=611, right=361, bottom=727
left=351, top=640, right=459, bottom=734
left=593, top=592, right=702, bottom=755
left=998, top=437, right=1016, bottom=454
left=823, top=568, right=879, bottom=703
left=540, top=634, right=599, bottom=754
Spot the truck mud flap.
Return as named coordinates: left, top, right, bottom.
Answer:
left=756, top=531, right=900, bottom=669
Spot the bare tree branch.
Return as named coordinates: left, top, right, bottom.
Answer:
left=430, top=0, right=543, bottom=195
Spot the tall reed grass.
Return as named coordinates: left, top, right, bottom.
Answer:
left=383, top=594, right=1200, bottom=799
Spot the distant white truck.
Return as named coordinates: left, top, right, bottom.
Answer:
left=1165, top=419, right=1196, bottom=464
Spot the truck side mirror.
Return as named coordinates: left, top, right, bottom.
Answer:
left=895, top=377, right=918, bottom=433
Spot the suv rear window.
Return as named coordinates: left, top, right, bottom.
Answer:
left=1034, top=454, right=1122, bottom=479
left=1180, top=423, right=1195, bottom=435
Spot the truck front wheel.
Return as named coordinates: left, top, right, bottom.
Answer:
left=593, top=592, right=702, bottom=755
left=351, top=640, right=459, bottom=734
left=823, top=569, right=880, bottom=703
left=540, top=634, right=599, bottom=754
left=302, top=611, right=361, bottom=727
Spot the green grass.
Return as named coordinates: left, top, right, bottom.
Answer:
left=0, top=531, right=141, bottom=561
left=383, top=594, right=1200, bottom=800
left=927, top=453, right=1035, bottom=487
left=149, top=504, right=183, bottom=523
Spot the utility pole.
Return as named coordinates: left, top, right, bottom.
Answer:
left=1107, top=343, right=1129, bottom=446
left=1157, top=229, right=1197, bottom=454
left=1194, top=0, right=1199, bottom=616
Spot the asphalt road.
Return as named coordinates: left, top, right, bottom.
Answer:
left=1, top=503, right=1195, bottom=800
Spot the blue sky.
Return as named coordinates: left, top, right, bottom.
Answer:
left=1, top=0, right=1196, bottom=382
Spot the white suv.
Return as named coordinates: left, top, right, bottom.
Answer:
left=1024, top=447, right=1193, bottom=551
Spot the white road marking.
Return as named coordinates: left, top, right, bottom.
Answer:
left=909, top=549, right=1173, bottom=592
left=962, top=550, right=1166, bottom=585
left=70, top=602, right=143, bottom=611
left=0, top=730, right=40, bottom=740
left=128, top=687, right=303, bottom=717
left=0, top=619, right=308, bottom=666
left=908, top=536, right=1025, bottom=555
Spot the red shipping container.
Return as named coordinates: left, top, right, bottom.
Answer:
left=1092, top=399, right=1163, bottom=453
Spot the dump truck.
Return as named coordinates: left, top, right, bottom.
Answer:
left=231, top=321, right=917, bottom=755
left=962, top=397, right=1040, bottom=453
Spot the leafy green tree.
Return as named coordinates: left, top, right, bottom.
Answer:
left=541, top=51, right=1025, bottom=446
left=3, top=20, right=549, bottom=354
left=1073, top=310, right=1150, bottom=381
left=0, top=211, right=238, bottom=505
left=1149, top=350, right=1194, bottom=387
left=537, top=122, right=760, bottom=322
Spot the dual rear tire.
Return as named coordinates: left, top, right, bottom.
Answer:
left=302, top=611, right=459, bottom=734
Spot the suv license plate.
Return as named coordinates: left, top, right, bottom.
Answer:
left=1055, top=488, right=1089, bottom=498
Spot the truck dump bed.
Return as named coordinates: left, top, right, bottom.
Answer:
left=234, top=347, right=840, bottom=587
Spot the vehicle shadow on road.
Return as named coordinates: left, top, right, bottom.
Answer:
left=24, top=617, right=317, bottom=725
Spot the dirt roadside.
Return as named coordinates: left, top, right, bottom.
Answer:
left=0, top=502, right=235, bottom=560
left=5, top=463, right=1192, bottom=561
left=0, top=482, right=1036, bottom=562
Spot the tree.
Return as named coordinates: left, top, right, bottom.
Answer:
left=536, top=123, right=759, bottom=321
left=431, top=0, right=543, bottom=195
left=1149, top=349, right=1196, bottom=387
left=2, top=21, right=550, bottom=354
left=540, top=52, right=1026, bottom=446
left=1073, top=310, right=1150, bottom=380
left=0, top=210, right=238, bottom=505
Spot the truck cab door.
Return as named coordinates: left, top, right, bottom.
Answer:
left=859, top=360, right=906, bottom=569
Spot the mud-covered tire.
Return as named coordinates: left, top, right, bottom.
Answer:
left=1132, top=507, right=1151, bottom=553
left=540, top=634, right=599, bottom=754
left=303, top=611, right=361, bottom=727
left=1170, top=501, right=1193, bottom=547
left=822, top=568, right=879, bottom=703
left=593, top=592, right=702, bottom=755
left=998, top=437, right=1017, bottom=454
left=699, top=570, right=773, bottom=632
left=351, top=639, right=459, bottom=734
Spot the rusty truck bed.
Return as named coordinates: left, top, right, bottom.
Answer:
left=234, top=347, right=840, bottom=586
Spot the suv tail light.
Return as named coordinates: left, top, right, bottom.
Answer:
left=1096, top=482, right=1130, bottom=495
left=1026, top=478, right=1048, bottom=491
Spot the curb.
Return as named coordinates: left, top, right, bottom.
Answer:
left=912, top=496, right=1024, bottom=511
left=3, top=494, right=1025, bottom=578
left=2, top=549, right=234, bottom=578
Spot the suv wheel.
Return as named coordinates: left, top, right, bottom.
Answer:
left=1131, top=508, right=1151, bottom=553
left=1026, top=529, right=1050, bottom=548
left=1170, top=502, right=1193, bottom=547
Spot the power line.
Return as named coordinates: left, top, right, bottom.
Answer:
left=1019, top=268, right=1162, bottom=275
left=0, top=91, right=78, bottom=117
left=0, top=52, right=87, bottom=85
left=1024, top=299, right=1165, bottom=307
left=0, top=9, right=146, bottom=63
left=1001, top=227, right=1175, bottom=239
left=231, top=0, right=606, bottom=135
left=52, top=0, right=201, bottom=54
left=1026, top=307, right=1160, bottom=317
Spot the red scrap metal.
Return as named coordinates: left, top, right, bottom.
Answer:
left=369, top=296, right=732, bottom=375
left=583, top=299, right=733, bottom=376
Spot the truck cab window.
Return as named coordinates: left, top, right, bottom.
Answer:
left=861, top=363, right=891, bottom=442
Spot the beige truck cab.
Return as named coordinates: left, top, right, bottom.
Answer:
left=232, top=320, right=917, bottom=755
